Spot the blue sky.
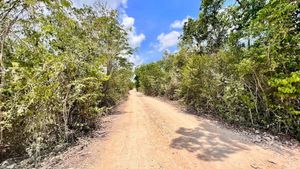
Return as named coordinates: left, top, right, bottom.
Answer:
left=125, top=0, right=200, bottom=63
left=73, top=0, right=235, bottom=65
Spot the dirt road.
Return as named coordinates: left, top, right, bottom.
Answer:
left=52, top=90, right=300, bottom=169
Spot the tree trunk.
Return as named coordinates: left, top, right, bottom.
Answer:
left=63, top=86, right=71, bottom=141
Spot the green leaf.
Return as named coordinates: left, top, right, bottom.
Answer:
left=24, top=0, right=37, bottom=5
left=61, top=0, right=71, bottom=7
left=290, top=110, right=300, bottom=115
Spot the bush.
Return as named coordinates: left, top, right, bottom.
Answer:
left=0, top=1, right=133, bottom=161
left=136, top=0, right=300, bottom=140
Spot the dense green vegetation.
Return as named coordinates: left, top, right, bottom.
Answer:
left=0, top=1, right=133, bottom=161
left=136, top=0, right=300, bottom=140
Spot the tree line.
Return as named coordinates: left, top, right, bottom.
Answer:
left=0, top=0, right=133, bottom=162
left=136, top=0, right=300, bottom=140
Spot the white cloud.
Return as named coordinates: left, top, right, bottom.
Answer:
left=122, top=15, right=146, bottom=49
left=73, top=0, right=146, bottom=49
left=129, top=33, right=146, bottom=49
left=73, top=0, right=145, bottom=65
left=121, top=15, right=145, bottom=66
left=128, top=54, right=143, bottom=66
left=72, top=0, right=127, bottom=9
left=157, top=31, right=180, bottom=51
left=101, top=0, right=128, bottom=9
left=122, top=16, right=135, bottom=29
left=170, top=16, right=191, bottom=29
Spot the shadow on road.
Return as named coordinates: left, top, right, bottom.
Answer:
left=170, top=122, right=250, bottom=161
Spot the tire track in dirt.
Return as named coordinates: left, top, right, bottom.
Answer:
left=50, top=90, right=300, bottom=169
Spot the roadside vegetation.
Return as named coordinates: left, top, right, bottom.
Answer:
left=136, top=0, right=300, bottom=140
left=0, top=0, right=133, bottom=162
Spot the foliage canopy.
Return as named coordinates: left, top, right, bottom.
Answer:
left=136, top=0, right=300, bottom=140
left=0, top=0, right=133, bottom=161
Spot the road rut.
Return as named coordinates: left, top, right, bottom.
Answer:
left=52, top=90, right=300, bottom=169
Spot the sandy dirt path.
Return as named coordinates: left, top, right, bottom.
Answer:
left=51, top=90, right=300, bottom=169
